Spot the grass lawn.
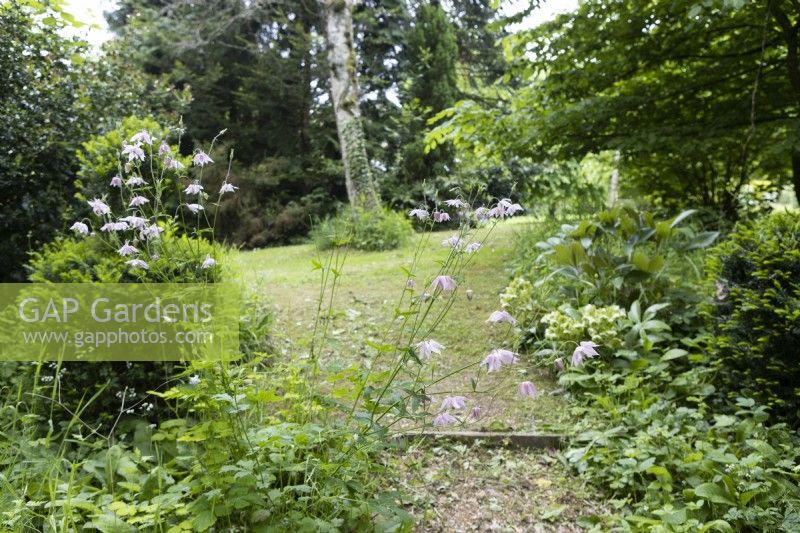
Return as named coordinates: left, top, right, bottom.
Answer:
left=234, top=216, right=571, bottom=433
left=234, top=217, right=602, bottom=530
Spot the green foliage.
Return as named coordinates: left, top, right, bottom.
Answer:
left=312, top=207, right=413, bottom=252
left=707, top=210, right=800, bottom=423
left=533, top=204, right=718, bottom=308
left=508, top=207, right=800, bottom=530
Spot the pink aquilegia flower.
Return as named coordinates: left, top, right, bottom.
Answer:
left=126, top=259, right=148, bottom=270
left=122, top=144, right=145, bottom=162
left=201, top=255, right=216, bottom=269
left=118, top=240, right=138, bottom=257
left=219, top=182, right=238, bottom=194
left=129, top=195, right=149, bottom=207
left=408, top=208, right=429, bottom=220
left=433, top=412, right=458, bottom=427
left=70, top=222, right=89, bottom=235
left=88, top=199, right=111, bottom=216
left=126, top=176, right=146, bottom=187
left=554, top=358, right=565, bottom=371
left=430, top=275, right=457, bottom=292
left=518, top=381, right=537, bottom=398
left=159, top=142, right=170, bottom=156
left=444, top=199, right=466, bottom=208
left=185, top=203, right=204, bottom=214
left=441, top=235, right=462, bottom=249
left=140, top=224, right=163, bottom=241
left=432, top=211, right=450, bottom=223
left=184, top=181, right=204, bottom=195
left=474, top=206, right=490, bottom=221
left=571, top=341, right=600, bottom=367
left=487, top=310, right=517, bottom=325
left=440, top=396, right=467, bottom=410
left=468, top=406, right=482, bottom=421
left=416, top=339, right=443, bottom=360
left=109, top=175, right=123, bottom=188
left=488, top=205, right=505, bottom=218
left=121, top=215, right=147, bottom=229
left=496, top=348, right=519, bottom=365
left=481, top=351, right=503, bottom=372
left=165, top=157, right=185, bottom=170
left=505, top=203, right=524, bottom=216
left=130, top=130, right=152, bottom=144
left=100, top=221, right=129, bottom=232
left=192, top=151, right=213, bottom=166
left=465, top=242, right=481, bottom=254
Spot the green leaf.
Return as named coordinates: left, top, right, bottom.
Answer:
left=694, top=483, right=736, bottom=506
left=661, top=348, right=688, bottom=361
left=670, top=209, right=696, bottom=228
left=193, top=510, right=216, bottom=531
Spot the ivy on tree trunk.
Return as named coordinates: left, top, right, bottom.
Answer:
left=324, top=0, right=381, bottom=211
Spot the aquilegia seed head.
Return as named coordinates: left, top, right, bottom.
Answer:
left=487, top=310, right=517, bottom=325
left=518, top=381, right=537, bottom=398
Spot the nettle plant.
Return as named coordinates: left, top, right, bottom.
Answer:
left=67, top=125, right=237, bottom=281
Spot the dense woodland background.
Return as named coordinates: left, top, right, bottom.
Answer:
left=3, top=0, right=798, bottom=281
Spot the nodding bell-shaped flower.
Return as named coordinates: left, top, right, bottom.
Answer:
left=554, top=358, right=565, bottom=371
left=159, top=142, right=171, bottom=156
left=465, top=242, right=481, bottom=254
left=88, top=199, right=111, bottom=216
left=70, top=222, right=89, bottom=235
left=121, top=215, right=147, bottom=229
left=518, top=381, right=537, bottom=398
left=192, top=151, right=214, bottom=166
left=126, top=259, right=148, bottom=270
left=441, top=235, right=462, bottom=249
left=185, top=203, right=204, bottom=214
left=100, top=221, right=129, bottom=232
left=109, top=175, right=123, bottom=187
left=433, top=412, right=458, bottom=427
left=201, top=254, right=216, bottom=269
left=416, top=339, right=443, bottom=360
left=130, top=130, right=152, bottom=144
left=129, top=195, right=149, bottom=207
left=439, top=396, right=466, bottom=410
left=444, top=199, right=466, bottom=208
left=118, top=240, right=139, bottom=257
left=122, top=144, right=145, bottom=162
left=126, top=176, right=146, bottom=187
left=408, top=208, right=429, bottom=220
left=571, top=341, right=599, bottom=366
left=219, top=182, right=238, bottom=194
left=468, top=406, right=482, bottom=421
left=432, top=211, right=450, bottom=223
left=487, top=310, right=517, bottom=325
left=430, top=275, right=457, bottom=292
left=184, top=181, right=204, bottom=195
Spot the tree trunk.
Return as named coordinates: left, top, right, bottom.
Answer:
left=607, top=151, right=620, bottom=208
left=324, top=0, right=380, bottom=210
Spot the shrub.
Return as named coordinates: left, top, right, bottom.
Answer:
left=311, top=207, right=413, bottom=251
left=707, top=210, right=800, bottom=423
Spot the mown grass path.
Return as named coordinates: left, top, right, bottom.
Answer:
left=235, top=218, right=601, bottom=530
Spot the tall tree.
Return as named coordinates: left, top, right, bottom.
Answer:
left=432, top=0, right=799, bottom=215
left=324, top=0, right=381, bottom=210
